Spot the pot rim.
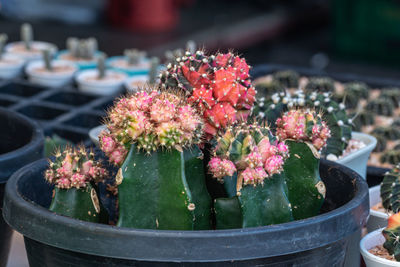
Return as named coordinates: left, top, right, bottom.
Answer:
left=369, top=185, right=390, bottom=219
left=0, top=107, right=44, bottom=182
left=336, top=132, right=377, bottom=164
left=360, top=227, right=400, bottom=266
left=3, top=157, right=369, bottom=262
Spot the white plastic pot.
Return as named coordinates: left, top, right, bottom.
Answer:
left=107, top=56, right=151, bottom=76
left=360, top=228, right=400, bottom=267
left=76, top=69, right=128, bottom=96
left=367, top=185, right=390, bottom=233
left=5, top=41, right=57, bottom=61
left=89, top=125, right=106, bottom=147
left=336, top=132, right=377, bottom=179
left=124, top=75, right=149, bottom=93
left=25, top=60, right=77, bottom=88
left=0, top=54, right=25, bottom=79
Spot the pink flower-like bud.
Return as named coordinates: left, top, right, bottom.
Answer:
left=241, top=167, right=267, bottom=185
left=57, top=178, right=71, bottom=189
left=245, top=151, right=263, bottom=168
left=150, top=99, right=176, bottom=123
left=264, top=155, right=284, bottom=176
left=277, top=142, right=288, bottom=154
left=109, top=146, right=128, bottom=166
left=100, top=132, right=116, bottom=154
left=258, top=138, right=278, bottom=162
left=178, top=105, right=201, bottom=132
left=208, top=157, right=236, bottom=179
left=70, top=173, right=86, bottom=188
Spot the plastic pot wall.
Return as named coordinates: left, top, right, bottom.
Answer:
left=3, top=157, right=368, bottom=266
left=0, top=107, right=44, bottom=265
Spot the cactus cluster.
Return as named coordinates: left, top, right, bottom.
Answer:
left=159, top=50, right=256, bottom=139
left=100, top=88, right=203, bottom=165
left=66, top=37, right=98, bottom=60
left=209, top=122, right=289, bottom=190
left=44, top=146, right=107, bottom=189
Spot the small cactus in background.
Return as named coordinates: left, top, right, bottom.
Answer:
left=333, top=90, right=359, bottom=110
left=367, top=98, right=394, bottom=116
left=159, top=50, right=256, bottom=139
left=350, top=110, right=374, bottom=131
left=381, top=150, right=400, bottom=165
left=124, top=49, right=147, bottom=65
left=344, top=82, right=369, bottom=99
left=101, top=86, right=211, bottom=230
left=383, top=212, right=400, bottom=261
left=148, top=57, right=160, bottom=85
left=45, top=146, right=108, bottom=223
left=381, top=88, right=400, bottom=108
left=0, top=34, right=8, bottom=59
left=254, top=79, right=284, bottom=99
left=210, top=122, right=293, bottom=228
left=372, top=134, right=387, bottom=152
left=42, top=49, right=52, bottom=71
left=381, top=165, right=400, bottom=213
left=372, top=126, right=400, bottom=141
left=21, top=23, right=33, bottom=50
left=273, top=70, right=300, bottom=88
left=67, top=37, right=98, bottom=60
left=97, top=53, right=106, bottom=79
left=305, top=76, right=335, bottom=93
left=275, top=108, right=330, bottom=219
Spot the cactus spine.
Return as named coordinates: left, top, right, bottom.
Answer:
left=100, top=88, right=211, bottom=229
left=209, top=122, right=293, bottom=228
left=44, top=146, right=108, bottom=223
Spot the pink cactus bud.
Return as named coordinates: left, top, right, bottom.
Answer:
left=150, top=98, right=176, bottom=123
left=100, top=132, right=116, bottom=154
left=178, top=105, right=201, bottom=132
left=277, top=142, right=288, bottom=154
left=241, top=167, right=267, bottom=185
left=57, top=178, right=71, bottom=189
left=70, top=173, right=86, bottom=188
left=264, top=155, right=284, bottom=176
left=245, top=151, right=263, bottom=168
left=208, top=157, right=236, bottom=179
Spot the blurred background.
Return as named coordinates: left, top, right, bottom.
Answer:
left=0, top=0, right=400, bottom=82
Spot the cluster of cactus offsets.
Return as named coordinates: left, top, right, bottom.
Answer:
left=99, top=89, right=203, bottom=165
left=257, top=90, right=350, bottom=158
left=159, top=50, right=256, bottom=139
left=44, top=146, right=109, bottom=223
left=383, top=212, right=400, bottom=262
left=209, top=122, right=293, bottom=228
left=275, top=108, right=330, bottom=220
left=45, top=146, right=107, bottom=189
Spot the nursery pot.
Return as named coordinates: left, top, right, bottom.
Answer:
left=360, top=228, right=400, bottom=267
left=367, top=185, right=389, bottom=233
left=0, top=107, right=44, bottom=265
left=3, top=158, right=368, bottom=266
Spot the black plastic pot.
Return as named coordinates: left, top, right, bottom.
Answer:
left=0, top=107, right=44, bottom=265
left=3, top=157, right=368, bottom=267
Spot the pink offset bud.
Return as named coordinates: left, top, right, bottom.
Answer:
left=264, top=155, right=284, bottom=176
left=208, top=157, right=236, bottom=179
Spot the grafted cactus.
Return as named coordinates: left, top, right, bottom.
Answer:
left=383, top=212, right=400, bottom=261
left=44, top=146, right=108, bottom=223
left=100, top=88, right=211, bottom=230
left=209, top=122, right=293, bottom=228
left=275, top=108, right=330, bottom=219
left=159, top=50, right=256, bottom=139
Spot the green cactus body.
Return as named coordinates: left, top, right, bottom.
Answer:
left=380, top=166, right=400, bottom=213
left=215, top=173, right=293, bottom=229
left=117, top=145, right=211, bottom=230
left=283, top=140, right=325, bottom=220
left=49, top=183, right=108, bottom=223
left=367, top=98, right=394, bottom=116
left=383, top=225, right=400, bottom=261
left=372, top=134, right=387, bottom=152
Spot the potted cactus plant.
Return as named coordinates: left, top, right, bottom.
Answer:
left=107, top=48, right=151, bottom=76
left=361, top=213, right=400, bottom=266
left=57, top=37, right=103, bottom=70
left=76, top=54, right=127, bottom=95
left=124, top=56, right=160, bottom=93
left=0, top=33, right=25, bottom=79
left=5, top=23, right=57, bottom=61
left=25, top=49, right=77, bottom=87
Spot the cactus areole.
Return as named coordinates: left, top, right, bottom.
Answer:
left=45, top=146, right=108, bottom=223
left=160, top=50, right=256, bottom=140
left=100, top=88, right=211, bottom=230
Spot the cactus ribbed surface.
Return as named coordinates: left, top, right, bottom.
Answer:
left=383, top=212, right=400, bottom=261
left=381, top=165, right=400, bottom=213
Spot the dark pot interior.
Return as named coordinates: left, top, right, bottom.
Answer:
left=3, top=156, right=369, bottom=266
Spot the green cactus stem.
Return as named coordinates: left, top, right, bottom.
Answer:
left=333, top=90, right=359, bottom=110
left=372, top=134, right=386, bottom=153
left=283, top=140, right=325, bottom=219
left=350, top=110, right=374, bottom=131
left=124, top=49, right=146, bottom=65
left=305, top=77, right=335, bottom=93
left=367, top=98, right=394, bottom=116
left=380, top=151, right=400, bottom=165
left=383, top=212, right=400, bottom=261
left=381, top=165, right=400, bottom=213
left=97, top=53, right=106, bottom=79
left=21, top=23, right=33, bottom=50
left=42, top=49, right=52, bottom=71
left=117, top=145, right=211, bottom=230
left=49, top=183, right=108, bottom=223
left=148, top=57, right=160, bottom=85
left=273, top=70, right=300, bottom=88
left=0, top=34, right=8, bottom=59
